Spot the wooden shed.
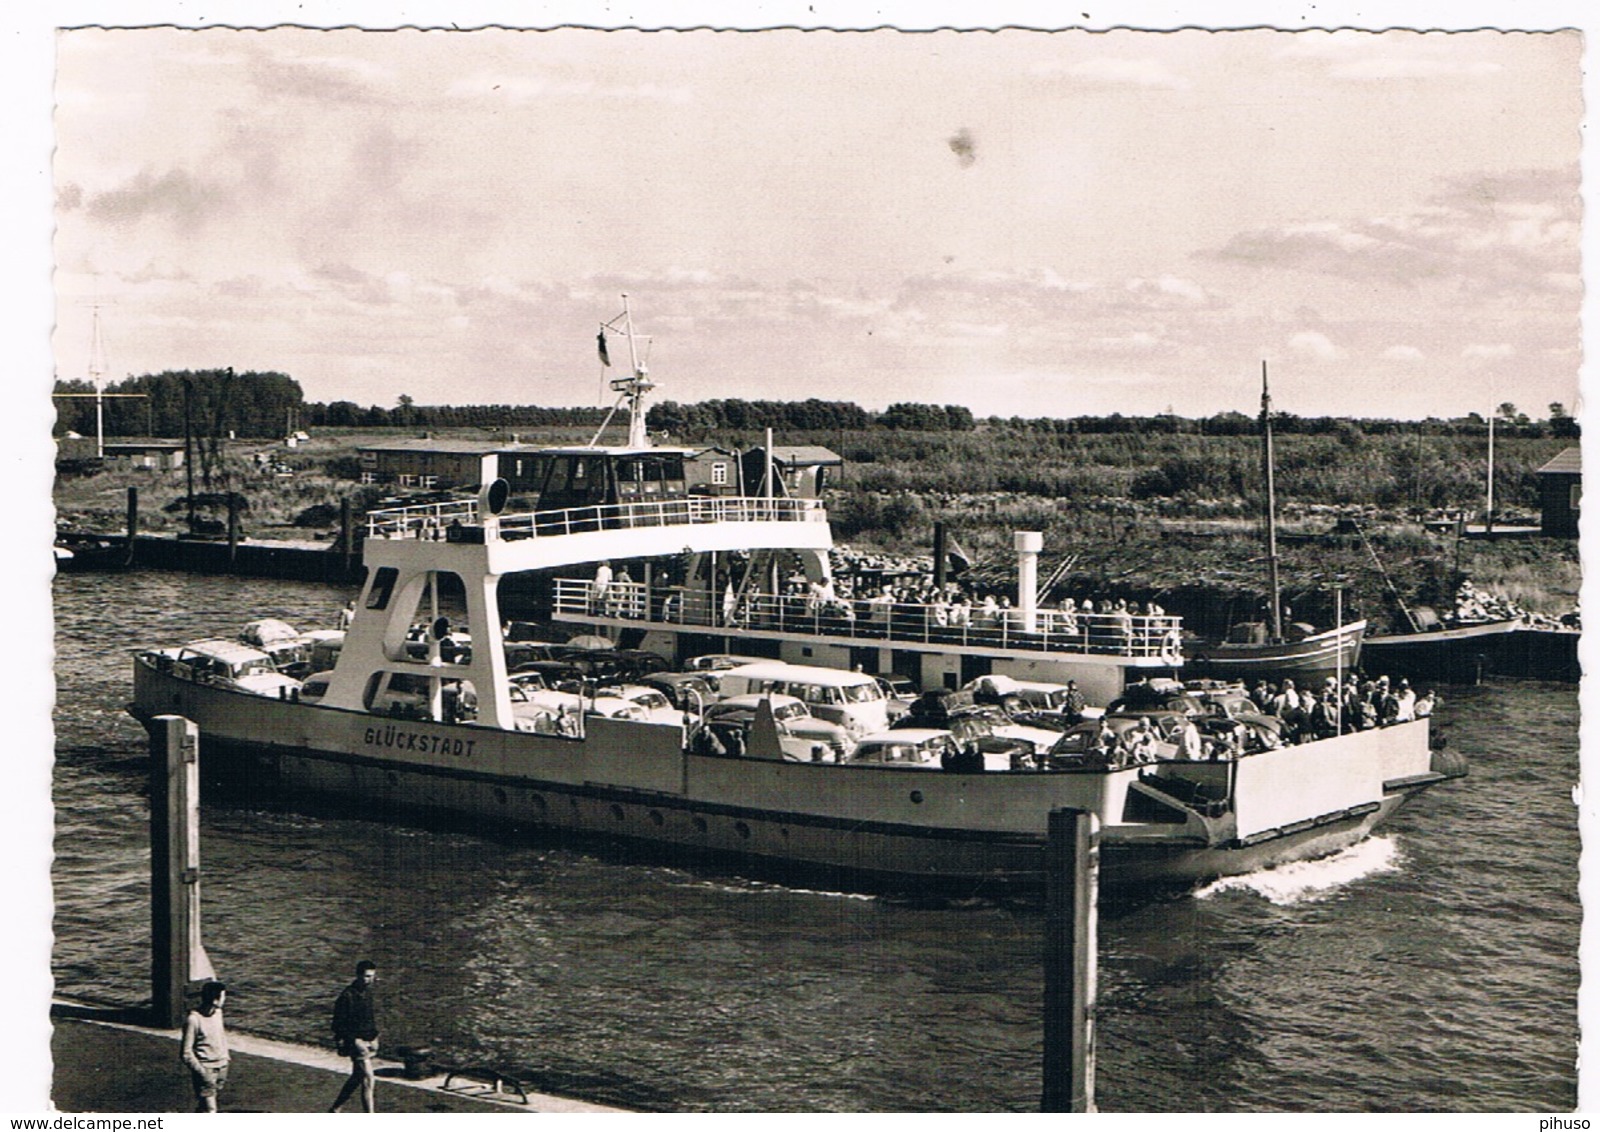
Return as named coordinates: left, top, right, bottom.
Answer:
left=355, top=438, right=503, bottom=490
left=1537, top=446, right=1581, bottom=537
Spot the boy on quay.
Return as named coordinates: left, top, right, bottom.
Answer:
left=180, top=980, right=230, bottom=1113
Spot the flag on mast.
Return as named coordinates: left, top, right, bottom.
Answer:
left=597, top=329, right=611, bottom=367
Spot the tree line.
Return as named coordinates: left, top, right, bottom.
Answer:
left=53, top=369, right=1580, bottom=442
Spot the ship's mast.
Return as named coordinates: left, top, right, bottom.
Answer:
left=1261, top=360, right=1283, bottom=642
left=589, top=294, right=656, bottom=448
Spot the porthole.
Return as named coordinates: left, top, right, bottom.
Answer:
left=735, top=821, right=751, bottom=840
left=692, top=816, right=708, bottom=833
left=493, top=787, right=508, bottom=805
left=531, top=794, right=547, bottom=814
left=649, top=810, right=665, bottom=826
left=909, top=790, right=924, bottom=804
left=780, top=827, right=790, bottom=839
left=570, top=797, right=581, bottom=813
left=386, top=771, right=399, bottom=786
left=610, top=804, right=625, bottom=821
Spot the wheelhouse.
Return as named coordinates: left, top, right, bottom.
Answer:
left=532, top=446, right=693, bottom=512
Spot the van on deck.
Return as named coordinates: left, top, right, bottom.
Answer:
left=714, top=662, right=889, bottom=736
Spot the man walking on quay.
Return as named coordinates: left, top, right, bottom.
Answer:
left=329, top=960, right=380, bottom=1113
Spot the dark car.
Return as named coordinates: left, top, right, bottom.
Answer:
left=638, top=672, right=716, bottom=711
left=509, top=659, right=588, bottom=694
left=1107, top=682, right=1204, bottom=717
left=503, top=641, right=563, bottom=669
left=550, top=647, right=670, bottom=684
left=945, top=713, right=1034, bottom=762
left=609, top=649, right=673, bottom=678
left=896, top=688, right=980, bottom=729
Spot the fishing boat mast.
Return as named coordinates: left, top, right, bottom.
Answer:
left=1261, top=361, right=1284, bottom=642
left=1485, top=399, right=1496, bottom=534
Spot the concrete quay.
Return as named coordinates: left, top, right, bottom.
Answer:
left=48, top=1005, right=626, bottom=1115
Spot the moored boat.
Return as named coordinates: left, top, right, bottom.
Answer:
left=1185, top=364, right=1364, bottom=686
left=1361, top=617, right=1520, bottom=686
left=127, top=303, right=1462, bottom=892
left=1186, top=619, right=1367, bottom=687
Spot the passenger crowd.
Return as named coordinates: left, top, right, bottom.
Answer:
left=1244, top=673, right=1436, bottom=741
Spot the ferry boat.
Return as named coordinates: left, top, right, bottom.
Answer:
left=129, top=301, right=1463, bottom=891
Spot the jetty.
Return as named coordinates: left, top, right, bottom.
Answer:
left=50, top=1002, right=623, bottom=1113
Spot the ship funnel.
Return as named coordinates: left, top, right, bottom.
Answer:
left=1015, top=531, right=1042, bottom=633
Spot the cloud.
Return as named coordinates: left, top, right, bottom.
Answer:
left=1288, top=331, right=1342, bottom=361
left=1208, top=168, right=1579, bottom=300
left=444, top=71, right=692, bottom=105
left=84, top=167, right=230, bottom=228
left=1381, top=345, right=1425, bottom=361
left=1030, top=57, right=1189, bottom=89
left=248, top=50, right=390, bottom=105
left=1123, top=275, right=1214, bottom=306
left=1276, top=31, right=1505, bottom=82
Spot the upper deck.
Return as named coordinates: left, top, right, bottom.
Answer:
left=554, top=577, right=1186, bottom=664
left=362, top=494, right=833, bottom=574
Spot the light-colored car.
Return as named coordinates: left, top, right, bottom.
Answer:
left=521, top=687, right=649, bottom=723
left=158, top=639, right=302, bottom=698
left=843, top=728, right=955, bottom=769
left=597, top=683, right=681, bottom=724
left=705, top=693, right=855, bottom=760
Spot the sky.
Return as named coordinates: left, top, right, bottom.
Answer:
left=49, top=20, right=1584, bottom=423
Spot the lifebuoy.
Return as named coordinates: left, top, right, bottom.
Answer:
left=1161, top=630, right=1183, bottom=666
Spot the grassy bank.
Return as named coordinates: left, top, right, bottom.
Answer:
left=53, top=425, right=1579, bottom=628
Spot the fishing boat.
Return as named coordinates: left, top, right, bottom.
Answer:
left=129, top=303, right=1459, bottom=891
left=1186, top=364, right=1365, bottom=686
left=1361, top=615, right=1521, bottom=686
left=1353, top=518, right=1521, bottom=686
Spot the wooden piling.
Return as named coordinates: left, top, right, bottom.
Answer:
left=226, top=495, right=239, bottom=563
left=148, top=715, right=214, bottom=1029
left=1041, top=807, right=1098, bottom=1113
left=340, top=496, right=354, bottom=573
left=124, top=486, right=138, bottom=567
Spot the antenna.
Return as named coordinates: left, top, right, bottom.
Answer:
left=53, top=301, right=146, bottom=458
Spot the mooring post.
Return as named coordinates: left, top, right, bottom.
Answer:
left=340, top=496, right=354, bottom=574
left=226, top=495, right=239, bottom=564
left=148, top=715, right=215, bottom=1029
left=1041, top=807, right=1098, bottom=1113
left=124, top=486, right=139, bottom=567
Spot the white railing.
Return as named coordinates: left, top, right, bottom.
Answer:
left=553, top=579, right=1185, bottom=660
left=366, top=495, right=827, bottom=540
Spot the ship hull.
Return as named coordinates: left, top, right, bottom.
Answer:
left=1186, top=621, right=1366, bottom=687
left=1361, top=619, right=1521, bottom=685
left=133, top=656, right=1446, bottom=893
